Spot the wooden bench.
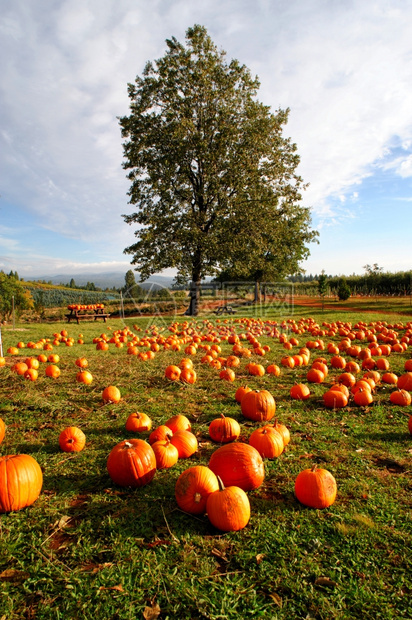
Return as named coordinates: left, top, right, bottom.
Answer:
left=66, top=310, right=111, bottom=324
left=213, top=305, right=236, bottom=315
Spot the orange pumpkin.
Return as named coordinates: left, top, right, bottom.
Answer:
left=107, top=439, right=156, bottom=487
left=0, top=418, right=5, bottom=444
left=170, top=430, right=198, bottom=458
left=241, top=389, right=276, bottom=422
left=0, top=454, right=43, bottom=513
left=125, top=412, right=152, bottom=432
left=390, top=389, right=412, bottom=406
left=165, top=414, right=191, bottom=433
left=175, top=466, right=219, bottom=515
left=290, top=384, right=310, bottom=401
left=206, top=476, right=250, bottom=532
left=249, top=427, right=284, bottom=458
left=152, top=437, right=179, bottom=469
left=209, top=414, right=241, bottom=443
left=208, top=443, right=264, bottom=491
left=295, top=464, right=337, bottom=509
left=102, top=385, right=121, bottom=404
left=59, top=427, right=86, bottom=452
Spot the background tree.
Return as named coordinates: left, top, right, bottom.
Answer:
left=318, top=270, right=328, bottom=311
left=120, top=25, right=317, bottom=315
left=337, top=278, right=351, bottom=301
left=0, top=272, right=33, bottom=321
left=123, top=269, right=143, bottom=299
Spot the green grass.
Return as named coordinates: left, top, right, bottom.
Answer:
left=0, top=304, right=412, bottom=619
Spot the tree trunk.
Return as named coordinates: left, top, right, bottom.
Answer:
left=186, top=280, right=200, bottom=316
left=254, top=281, right=261, bottom=302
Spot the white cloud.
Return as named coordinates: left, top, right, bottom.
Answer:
left=1, top=0, right=412, bottom=276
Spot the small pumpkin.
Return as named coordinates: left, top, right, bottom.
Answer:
left=107, top=439, right=156, bottom=487
left=206, top=476, right=250, bottom=532
left=295, top=464, right=337, bottom=509
left=151, top=437, right=179, bottom=469
left=165, top=414, right=191, bottom=433
left=175, top=465, right=219, bottom=515
left=125, top=412, right=152, bottom=433
left=269, top=420, right=290, bottom=446
left=209, top=414, right=241, bottom=443
left=0, top=418, right=5, bottom=444
left=0, top=454, right=43, bottom=513
left=290, top=384, right=310, bottom=401
left=249, top=426, right=284, bottom=458
left=102, top=385, right=121, bottom=404
left=323, top=389, right=348, bottom=409
left=149, top=425, right=173, bottom=445
left=59, top=426, right=86, bottom=452
left=353, top=388, right=374, bottom=406
left=165, top=365, right=181, bottom=381
left=234, top=385, right=252, bottom=403
left=390, top=389, right=412, bottom=406
left=170, top=430, right=198, bottom=458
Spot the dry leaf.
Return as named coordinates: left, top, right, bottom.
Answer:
left=57, top=515, right=72, bottom=529
left=143, top=602, right=161, bottom=620
left=99, top=584, right=125, bottom=592
left=355, top=448, right=364, bottom=453
left=268, top=592, right=282, bottom=607
left=314, top=576, right=338, bottom=588
left=0, top=569, right=30, bottom=583
left=255, top=553, right=265, bottom=564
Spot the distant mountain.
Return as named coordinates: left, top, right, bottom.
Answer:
left=25, top=271, right=177, bottom=290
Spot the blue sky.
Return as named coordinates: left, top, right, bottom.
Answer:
left=1, top=0, right=412, bottom=280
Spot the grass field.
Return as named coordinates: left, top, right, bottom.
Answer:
left=0, top=300, right=411, bottom=619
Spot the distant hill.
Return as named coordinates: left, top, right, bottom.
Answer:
left=25, top=272, right=177, bottom=291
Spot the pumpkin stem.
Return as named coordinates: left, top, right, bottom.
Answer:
left=311, top=464, right=318, bottom=473
left=194, top=492, right=202, bottom=504
left=216, top=475, right=226, bottom=491
left=124, top=441, right=133, bottom=449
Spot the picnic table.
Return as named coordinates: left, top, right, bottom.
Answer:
left=66, top=304, right=110, bottom=324
left=213, top=305, right=236, bottom=315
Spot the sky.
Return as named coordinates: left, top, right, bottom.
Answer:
left=1, top=0, right=412, bottom=281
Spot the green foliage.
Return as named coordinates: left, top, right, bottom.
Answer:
left=337, top=277, right=351, bottom=301
left=120, top=25, right=317, bottom=314
left=0, top=272, right=33, bottom=320
left=25, top=285, right=120, bottom=308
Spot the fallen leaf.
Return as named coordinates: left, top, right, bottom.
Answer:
left=57, top=515, right=72, bottom=529
left=314, top=576, right=338, bottom=588
left=99, top=584, right=125, bottom=592
left=0, top=569, right=30, bottom=583
left=268, top=592, right=282, bottom=607
left=355, top=448, right=364, bottom=453
left=143, top=602, right=161, bottom=620
left=256, top=553, right=265, bottom=564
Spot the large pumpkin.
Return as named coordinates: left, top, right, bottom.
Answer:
left=208, top=443, right=264, bottom=491
left=0, top=454, right=43, bottom=513
left=107, top=439, right=156, bottom=487
left=175, top=465, right=219, bottom=515
left=295, top=464, right=337, bottom=509
left=240, top=389, right=276, bottom=422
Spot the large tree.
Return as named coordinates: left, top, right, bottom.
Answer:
left=119, top=25, right=317, bottom=315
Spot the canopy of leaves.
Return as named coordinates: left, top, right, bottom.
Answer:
left=0, top=272, right=33, bottom=320
left=119, top=24, right=317, bottom=292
